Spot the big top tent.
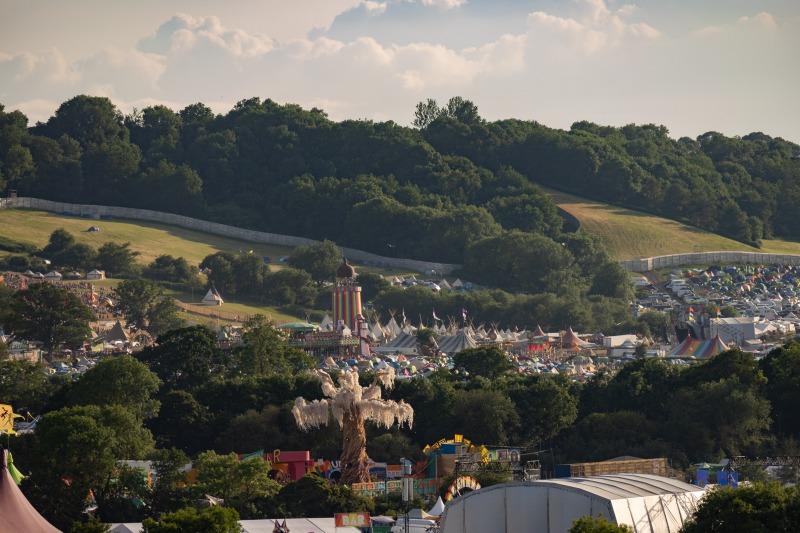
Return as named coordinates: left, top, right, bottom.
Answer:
left=0, top=450, right=61, bottom=533
left=666, top=334, right=728, bottom=360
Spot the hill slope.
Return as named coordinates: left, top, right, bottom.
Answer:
left=0, top=209, right=294, bottom=268
left=546, top=188, right=800, bottom=261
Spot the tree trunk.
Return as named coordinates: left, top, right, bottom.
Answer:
left=340, top=407, right=370, bottom=485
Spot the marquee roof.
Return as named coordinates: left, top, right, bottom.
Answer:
left=666, top=335, right=728, bottom=359
left=439, top=474, right=705, bottom=533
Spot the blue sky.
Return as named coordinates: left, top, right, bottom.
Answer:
left=1, top=0, right=798, bottom=142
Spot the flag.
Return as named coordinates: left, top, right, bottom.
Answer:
left=432, top=309, right=441, bottom=322
left=401, top=308, right=407, bottom=324
left=0, top=404, right=16, bottom=435
left=7, top=452, right=25, bottom=485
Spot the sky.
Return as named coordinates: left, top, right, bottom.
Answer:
left=1, top=0, right=799, bottom=143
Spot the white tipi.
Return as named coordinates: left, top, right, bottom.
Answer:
left=201, top=285, right=224, bottom=306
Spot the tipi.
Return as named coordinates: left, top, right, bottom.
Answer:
left=201, top=285, right=224, bottom=306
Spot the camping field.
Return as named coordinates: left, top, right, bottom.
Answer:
left=546, top=188, right=800, bottom=261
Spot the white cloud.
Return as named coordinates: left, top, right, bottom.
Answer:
left=418, top=0, right=466, bottom=8
left=2, top=0, right=798, bottom=143
left=738, top=11, right=778, bottom=30
left=139, top=13, right=275, bottom=58
left=527, top=0, right=659, bottom=55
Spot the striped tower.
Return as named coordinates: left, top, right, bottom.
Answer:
left=332, top=259, right=369, bottom=354
left=332, top=259, right=362, bottom=332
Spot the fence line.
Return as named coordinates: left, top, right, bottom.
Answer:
left=1, top=197, right=461, bottom=275
left=621, top=251, right=800, bottom=273
left=11, top=197, right=790, bottom=275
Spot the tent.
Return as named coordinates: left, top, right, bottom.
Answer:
left=428, top=496, right=446, bottom=517
left=0, top=450, right=61, bottom=532
left=561, top=327, right=592, bottom=348
left=372, top=332, right=419, bottom=355
left=666, top=334, right=728, bottom=360
left=202, top=285, right=224, bottom=306
left=437, top=329, right=478, bottom=355
left=531, top=325, right=547, bottom=338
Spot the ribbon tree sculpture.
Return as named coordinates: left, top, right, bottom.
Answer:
left=292, top=368, right=413, bottom=485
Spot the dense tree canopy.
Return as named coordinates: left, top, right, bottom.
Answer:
left=8, top=282, right=94, bottom=359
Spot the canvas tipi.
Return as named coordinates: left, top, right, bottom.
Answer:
left=201, top=285, right=224, bottom=306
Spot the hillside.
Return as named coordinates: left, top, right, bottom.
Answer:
left=546, top=188, right=800, bottom=261
left=0, top=209, right=294, bottom=268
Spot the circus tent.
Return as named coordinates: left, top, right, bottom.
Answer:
left=561, top=327, right=592, bottom=348
left=438, top=329, right=479, bottom=355
left=531, top=325, right=547, bottom=338
left=0, top=450, right=60, bottom=532
left=666, top=334, right=728, bottom=359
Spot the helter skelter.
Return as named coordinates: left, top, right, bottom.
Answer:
left=292, top=368, right=413, bottom=485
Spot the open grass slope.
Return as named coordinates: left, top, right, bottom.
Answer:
left=0, top=208, right=294, bottom=267
left=547, top=188, right=800, bottom=261
left=0, top=208, right=417, bottom=323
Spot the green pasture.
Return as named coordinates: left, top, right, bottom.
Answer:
left=546, top=188, right=800, bottom=261
left=0, top=209, right=293, bottom=268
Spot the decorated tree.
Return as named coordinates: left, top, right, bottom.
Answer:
left=292, top=369, right=413, bottom=485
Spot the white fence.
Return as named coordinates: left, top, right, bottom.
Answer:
left=621, top=251, right=800, bottom=273
left=0, top=197, right=461, bottom=275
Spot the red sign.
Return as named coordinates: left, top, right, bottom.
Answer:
left=335, top=512, right=370, bottom=527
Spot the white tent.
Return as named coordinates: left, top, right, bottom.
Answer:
left=202, top=286, right=224, bottom=306
left=428, top=495, right=446, bottom=517
left=87, top=269, right=106, bottom=280
left=439, top=474, right=705, bottom=533
left=320, top=314, right=333, bottom=331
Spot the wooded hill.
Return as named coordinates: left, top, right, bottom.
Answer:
left=3, top=96, right=799, bottom=259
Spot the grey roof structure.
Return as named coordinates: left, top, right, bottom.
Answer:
left=437, top=329, right=478, bottom=354
left=440, top=474, right=705, bottom=533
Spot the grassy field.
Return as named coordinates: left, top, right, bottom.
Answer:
left=546, top=188, right=800, bottom=261
left=0, top=208, right=295, bottom=267
left=0, top=208, right=416, bottom=323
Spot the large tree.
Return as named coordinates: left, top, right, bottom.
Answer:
left=0, top=359, right=58, bottom=413
left=8, top=282, right=93, bottom=360
left=682, top=481, right=800, bottom=533
left=453, top=346, right=513, bottom=380
left=96, top=241, right=141, bottom=278
left=112, top=278, right=181, bottom=335
left=232, top=314, right=313, bottom=376
left=292, top=369, right=413, bottom=484
left=286, top=239, right=343, bottom=284
left=25, top=404, right=154, bottom=530
left=65, top=355, right=160, bottom=419
left=192, top=451, right=280, bottom=519
left=136, top=325, right=224, bottom=389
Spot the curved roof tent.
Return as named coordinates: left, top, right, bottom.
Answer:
left=439, top=473, right=705, bottom=533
